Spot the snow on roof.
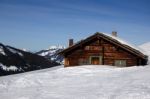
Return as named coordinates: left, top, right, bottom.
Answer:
left=74, top=32, right=146, bottom=55
left=101, top=32, right=146, bottom=54
left=61, top=32, right=147, bottom=57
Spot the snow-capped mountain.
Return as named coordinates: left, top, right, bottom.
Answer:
left=0, top=45, right=6, bottom=56
left=36, top=45, right=65, bottom=64
left=0, top=43, right=60, bottom=76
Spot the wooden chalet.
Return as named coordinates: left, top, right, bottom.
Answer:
left=59, top=32, right=148, bottom=67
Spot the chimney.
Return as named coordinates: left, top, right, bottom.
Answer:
left=69, top=39, right=73, bottom=47
left=112, top=31, right=117, bottom=37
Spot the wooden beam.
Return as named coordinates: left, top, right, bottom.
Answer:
left=102, top=46, right=104, bottom=65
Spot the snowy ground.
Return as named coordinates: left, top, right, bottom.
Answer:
left=0, top=65, right=150, bottom=99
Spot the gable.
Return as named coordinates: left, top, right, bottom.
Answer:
left=60, top=32, right=147, bottom=59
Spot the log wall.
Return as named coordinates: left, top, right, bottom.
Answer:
left=64, top=38, right=142, bottom=67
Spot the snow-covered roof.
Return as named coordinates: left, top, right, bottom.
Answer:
left=60, top=32, right=147, bottom=59
left=101, top=32, right=146, bottom=55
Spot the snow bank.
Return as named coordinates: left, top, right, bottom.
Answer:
left=0, top=65, right=150, bottom=99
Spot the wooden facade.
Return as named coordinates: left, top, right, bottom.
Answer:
left=60, top=32, right=148, bottom=67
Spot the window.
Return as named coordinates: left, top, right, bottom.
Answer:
left=104, top=46, right=116, bottom=52
left=85, top=46, right=90, bottom=50
left=78, top=58, right=89, bottom=65
left=115, top=60, right=126, bottom=66
left=85, top=46, right=102, bottom=51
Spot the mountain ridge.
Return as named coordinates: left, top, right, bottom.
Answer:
left=36, top=45, right=65, bottom=64
left=0, top=43, right=60, bottom=76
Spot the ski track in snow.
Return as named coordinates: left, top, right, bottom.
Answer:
left=0, top=65, right=150, bottom=99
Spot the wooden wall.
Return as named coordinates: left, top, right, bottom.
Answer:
left=64, top=38, right=142, bottom=67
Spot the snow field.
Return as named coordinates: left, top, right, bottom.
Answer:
left=0, top=65, right=150, bottom=99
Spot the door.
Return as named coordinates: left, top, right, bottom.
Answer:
left=90, top=56, right=102, bottom=65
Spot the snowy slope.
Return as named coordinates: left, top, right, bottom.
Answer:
left=0, top=65, right=150, bottom=99
left=139, top=42, right=150, bottom=64
left=36, top=45, right=65, bottom=64
left=0, top=44, right=23, bottom=72
left=139, top=42, right=150, bottom=56
left=0, top=43, right=24, bottom=56
left=0, top=46, right=6, bottom=56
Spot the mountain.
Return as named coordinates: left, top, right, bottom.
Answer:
left=36, top=45, right=65, bottom=64
left=0, top=43, right=60, bottom=76
left=0, top=65, right=150, bottom=99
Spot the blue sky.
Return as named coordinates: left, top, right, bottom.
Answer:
left=0, top=0, right=150, bottom=51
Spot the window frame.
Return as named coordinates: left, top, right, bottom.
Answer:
left=114, top=60, right=127, bottom=66
left=78, top=58, right=89, bottom=65
left=89, top=56, right=102, bottom=65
